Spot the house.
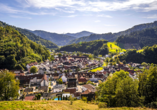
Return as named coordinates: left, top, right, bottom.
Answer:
left=81, top=84, right=96, bottom=101
left=61, top=73, right=67, bottom=83
left=64, top=88, right=76, bottom=94
left=24, top=88, right=34, bottom=94
left=78, top=77, right=87, bottom=84
left=53, top=84, right=66, bottom=93
left=38, top=86, right=48, bottom=93
left=74, top=92, right=81, bottom=99
left=25, top=95, right=35, bottom=100
left=67, top=78, right=77, bottom=88
left=11, top=70, right=25, bottom=76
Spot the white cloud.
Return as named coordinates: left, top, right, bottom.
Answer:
left=143, top=14, right=157, bottom=19
left=95, top=20, right=101, bottom=23
left=10, top=15, right=32, bottom=19
left=97, top=14, right=112, bottom=18
left=104, top=24, right=116, bottom=27
left=16, top=0, right=157, bottom=12
left=66, top=15, right=77, bottom=17
left=0, top=3, right=19, bottom=13
left=0, top=3, right=56, bottom=16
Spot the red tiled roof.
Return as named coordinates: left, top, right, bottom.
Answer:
left=64, top=88, right=76, bottom=94
left=74, top=92, right=81, bottom=97
left=25, top=95, right=35, bottom=100
left=81, top=89, right=91, bottom=95
left=78, top=77, right=87, bottom=82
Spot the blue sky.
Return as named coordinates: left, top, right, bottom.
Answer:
left=0, top=0, right=157, bottom=34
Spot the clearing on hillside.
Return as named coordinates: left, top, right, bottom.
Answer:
left=107, top=42, right=126, bottom=53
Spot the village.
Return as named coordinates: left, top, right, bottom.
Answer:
left=8, top=52, right=146, bottom=101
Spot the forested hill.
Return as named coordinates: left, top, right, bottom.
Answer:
left=57, top=40, right=109, bottom=55
left=116, top=27, right=157, bottom=48
left=0, top=26, right=50, bottom=70
left=68, top=33, right=115, bottom=44
left=65, top=31, right=93, bottom=38
left=119, top=44, right=157, bottom=64
left=68, top=21, right=157, bottom=45
left=0, top=21, right=58, bottom=49
left=30, top=30, right=76, bottom=46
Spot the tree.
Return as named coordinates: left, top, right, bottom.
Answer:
left=57, top=78, right=63, bottom=84
left=141, top=62, right=148, bottom=67
left=143, top=66, right=157, bottom=104
left=115, top=78, right=141, bottom=107
left=0, top=70, right=19, bottom=100
left=69, top=95, right=74, bottom=105
left=30, top=66, right=38, bottom=74
left=35, top=94, right=41, bottom=100
left=50, top=55, right=54, bottom=61
left=122, top=60, right=126, bottom=65
left=87, top=80, right=95, bottom=85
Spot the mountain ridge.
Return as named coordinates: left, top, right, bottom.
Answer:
left=68, top=21, right=157, bottom=45
left=0, top=21, right=58, bottom=49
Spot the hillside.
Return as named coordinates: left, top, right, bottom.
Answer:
left=0, top=26, right=50, bottom=70
left=116, top=27, right=157, bottom=48
left=65, top=31, right=93, bottom=38
left=68, top=33, right=115, bottom=44
left=119, top=44, right=157, bottom=64
left=0, top=100, right=150, bottom=110
left=31, top=30, right=76, bottom=46
left=0, top=21, right=58, bottom=49
left=68, top=21, right=157, bottom=45
left=107, top=42, right=126, bottom=53
left=57, top=40, right=109, bottom=55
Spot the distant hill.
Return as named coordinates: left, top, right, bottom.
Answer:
left=57, top=40, right=109, bottom=55
left=116, top=27, right=157, bottom=48
left=68, top=21, right=157, bottom=45
left=65, top=31, right=93, bottom=38
left=68, top=33, right=115, bottom=44
left=30, top=30, right=76, bottom=46
left=0, top=26, right=50, bottom=70
left=0, top=21, right=58, bottom=49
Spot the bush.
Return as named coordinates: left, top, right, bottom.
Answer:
left=98, top=102, right=107, bottom=108
left=147, top=102, right=157, bottom=108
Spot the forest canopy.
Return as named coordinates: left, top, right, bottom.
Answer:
left=0, top=26, right=50, bottom=70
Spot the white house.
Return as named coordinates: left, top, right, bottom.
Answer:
left=61, top=73, right=67, bottom=83
left=53, top=84, right=66, bottom=93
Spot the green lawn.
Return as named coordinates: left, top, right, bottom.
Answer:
left=107, top=42, right=126, bottom=53
left=0, top=100, right=151, bottom=110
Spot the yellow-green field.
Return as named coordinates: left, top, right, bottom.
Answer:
left=107, top=42, right=126, bottom=53
left=90, top=62, right=107, bottom=72
left=137, top=49, right=144, bottom=53
left=0, top=100, right=151, bottom=110
left=90, top=67, right=104, bottom=72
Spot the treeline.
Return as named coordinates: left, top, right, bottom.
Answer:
left=116, top=27, right=157, bottom=48
left=0, top=21, right=58, bottom=49
left=57, top=40, right=109, bottom=56
left=0, top=26, right=50, bottom=70
left=97, top=67, right=157, bottom=108
left=118, top=45, right=157, bottom=64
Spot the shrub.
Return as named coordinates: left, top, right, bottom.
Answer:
left=147, top=102, right=157, bottom=108
left=98, top=102, right=107, bottom=108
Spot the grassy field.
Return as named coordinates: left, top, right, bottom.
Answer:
left=137, top=49, right=144, bottom=53
left=90, top=62, right=107, bottom=72
left=107, top=42, right=126, bottom=53
left=0, top=100, right=152, bottom=110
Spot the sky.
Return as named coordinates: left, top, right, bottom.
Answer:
left=0, top=0, right=157, bottom=34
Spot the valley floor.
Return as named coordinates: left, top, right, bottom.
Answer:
left=0, top=100, right=152, bottom=110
